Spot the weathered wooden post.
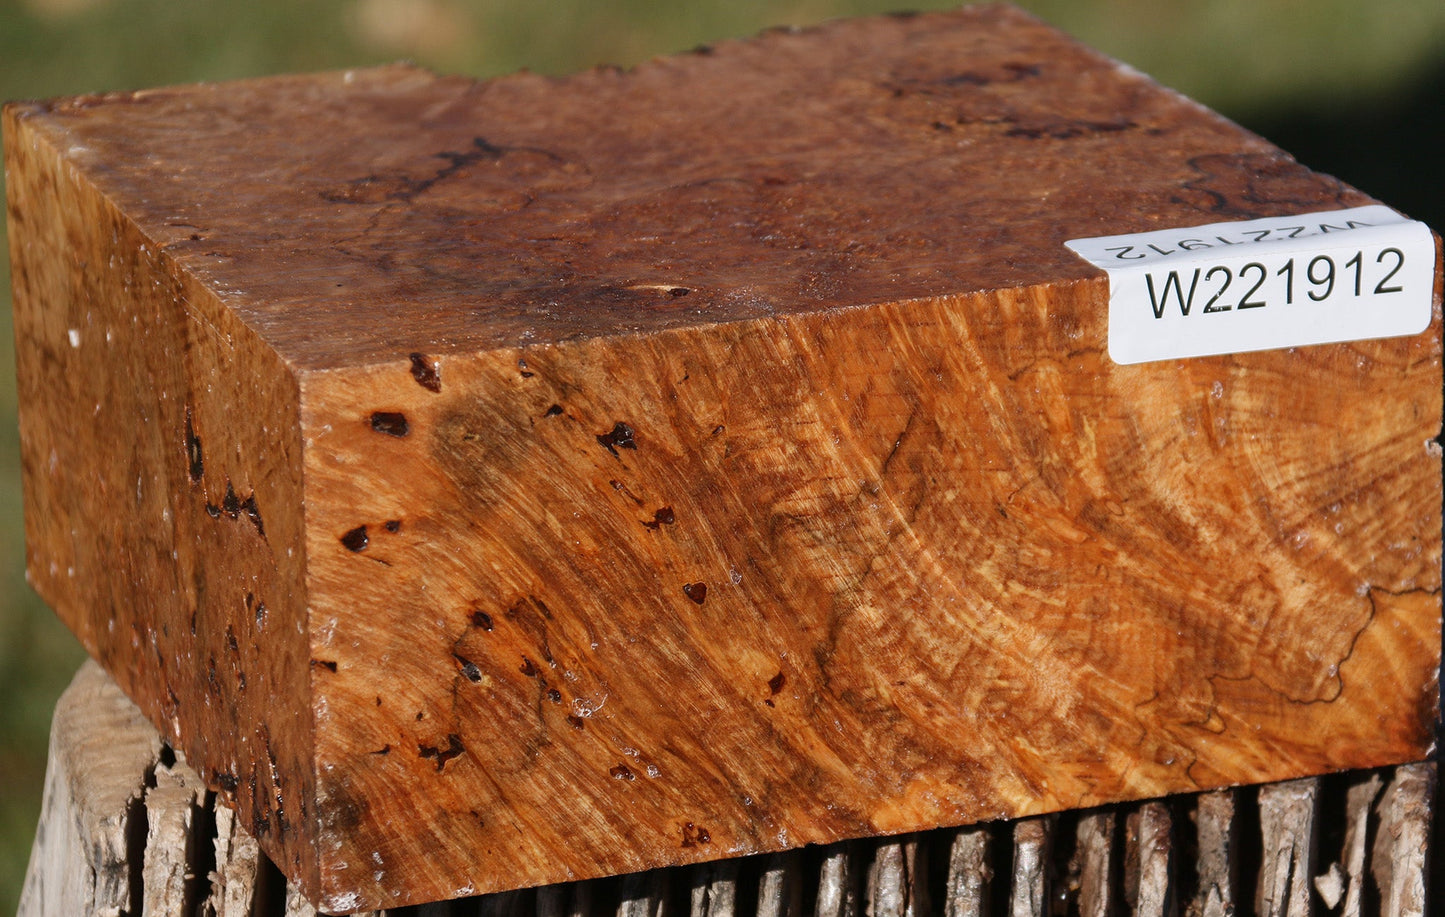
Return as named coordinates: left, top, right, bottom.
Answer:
left=7, top=5, right=1440, bottom=914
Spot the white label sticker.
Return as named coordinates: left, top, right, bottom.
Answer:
left=1065, top=206, right=1436, bottom=365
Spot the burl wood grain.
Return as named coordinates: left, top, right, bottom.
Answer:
left=5, top=5, right=1440, bottom=912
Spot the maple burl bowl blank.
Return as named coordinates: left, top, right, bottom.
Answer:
left=5, top=5, right=1441, bottom=913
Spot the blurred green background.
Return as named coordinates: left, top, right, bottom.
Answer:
left=0, top=0, right=1442, bottom=910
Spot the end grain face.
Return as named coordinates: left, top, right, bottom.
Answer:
left=5, top=5, right=1440, bottom=911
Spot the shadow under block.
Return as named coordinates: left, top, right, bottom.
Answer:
left=4, top=5, right=1441, bottom=912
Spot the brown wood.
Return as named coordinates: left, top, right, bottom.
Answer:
left=20, top=663, right=1440, bottom=916
left=5, top=5, right=1440, bottom=911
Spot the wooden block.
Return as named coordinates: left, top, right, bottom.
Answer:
left=4, top=5, right=1440, bottom=911
left=18, top=664, right=1441, bottom=916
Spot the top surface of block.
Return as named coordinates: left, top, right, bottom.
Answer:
left=8, top=4, right=1367, bottom=371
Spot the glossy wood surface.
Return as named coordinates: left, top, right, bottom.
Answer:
left=6, top=5, right=1440, bottom=911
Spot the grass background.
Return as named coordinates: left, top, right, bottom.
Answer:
left=0, top=0, right=1442, bottom=910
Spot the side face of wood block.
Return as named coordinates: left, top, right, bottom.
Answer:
left=6, top=7, right=1441, bottom=911
left=5, top=111, right=318, bottom=886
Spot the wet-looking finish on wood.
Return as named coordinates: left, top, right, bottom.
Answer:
left=20, top=663, right=1440, bottom=916
left=4, top=4, right=1440, bottom=912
